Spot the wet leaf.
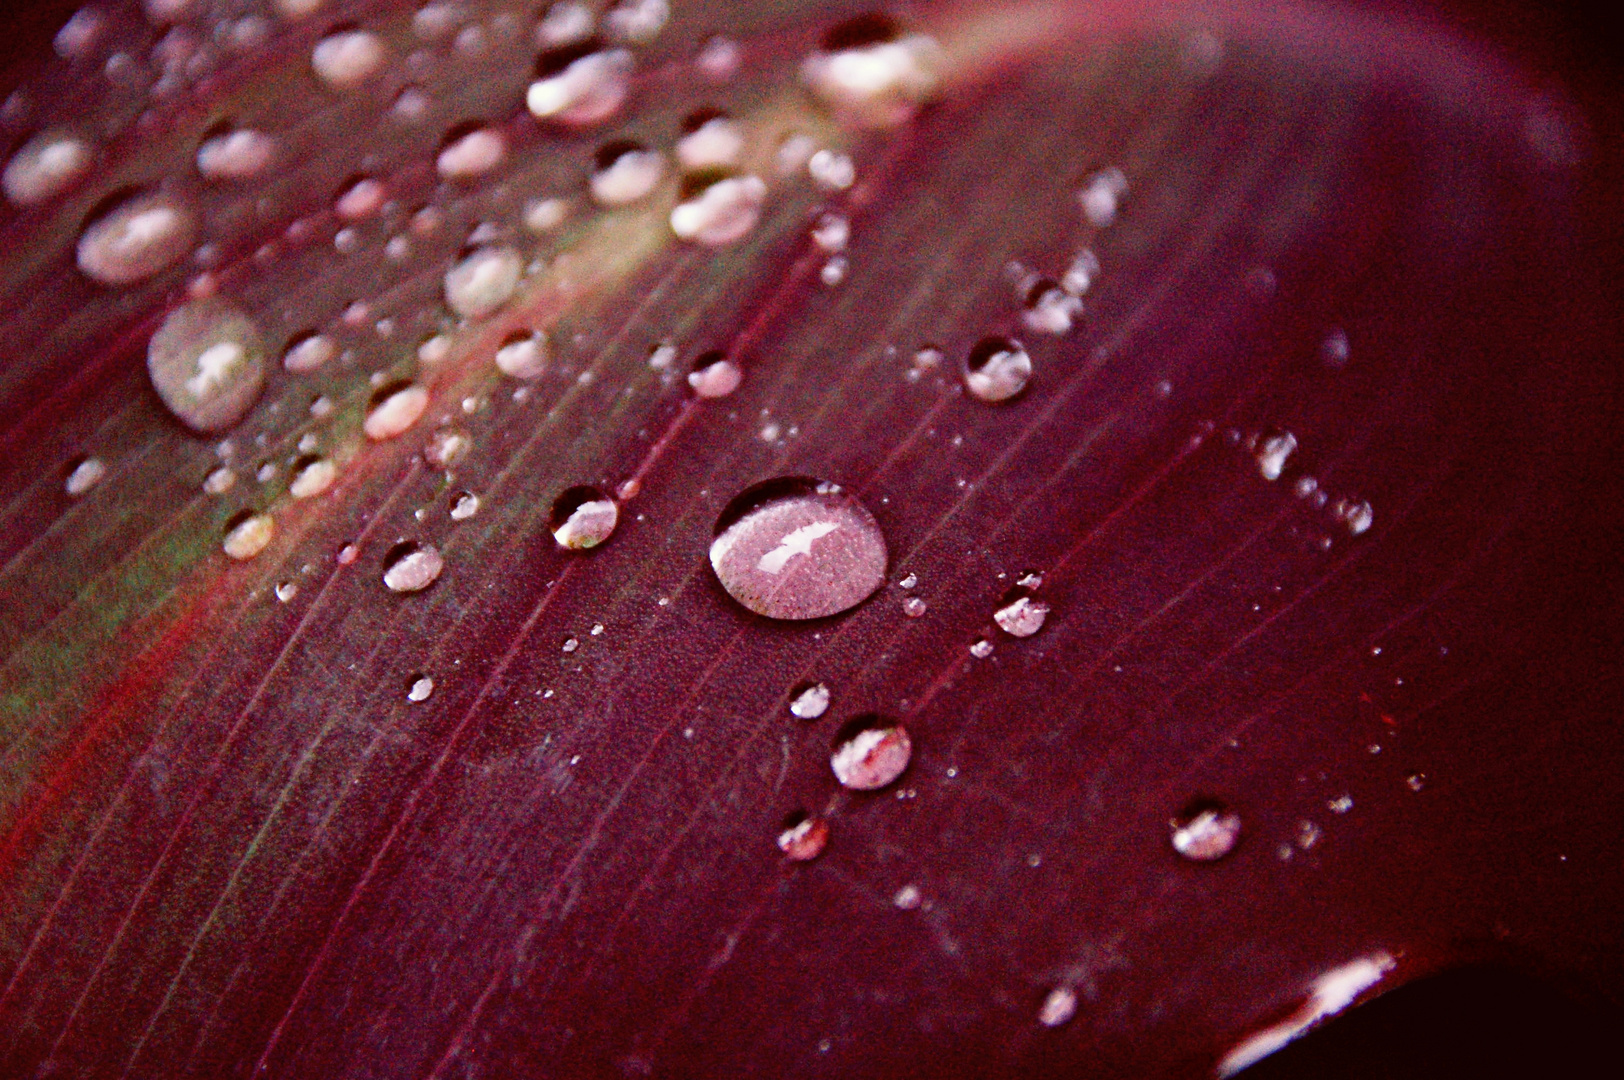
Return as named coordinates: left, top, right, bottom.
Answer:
left=0, top=1, right=1620, bottom=1078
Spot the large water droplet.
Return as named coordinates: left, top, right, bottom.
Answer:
left=709, top=477, right=887, bottom=620
left=1169, top=798, right=1242, bottom=861
left=147, top=298, right=266, bottom=433
left=590, top=139, right=664, bottom=206
left=222, top=509, right=274, bottom=560
left=4, top=129, right=93, bottom=205
left=444, top=245, right=523, bottom=318
left=830, top=715, right=911, bottom=789
left=364, top=381, right=429, bottom=440
left=312, top=28, right=387, bottom=89
left=527, top=41, right=633, bottom=126
left=382, top=540, right=444, bottom=592
left=670, top=171, right=765, bottom=245
left=777, top=810, right=829, bottom=861
left=77, top=190, right=198, bottom=286
left=993, top=589, right=1050, bottom=637
left=550, top=485, right=618, bottom=549
left=802, top=14, right=940, bottom=127
left=964, top=336, right=1031, bottom=403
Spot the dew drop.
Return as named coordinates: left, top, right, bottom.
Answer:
left=589, top=140, right=664, bottom=206
left=1079, top=167, right=1127, bottom=227
left=831, top=716, right=911, bottom=790
left=539, top=2, right=594, bottom=46
left=670, top=171, right=765, bottom=245
left=495, top=329, right=549, bottom=379
left=312, top=28, right=387, bottom=89
left=407, top=673, right=435, bottom=701
left=550, top=485, right=618, bottom=549
left=437, top=123, right=507, bottom=180
left=1038, top=986, right=1078, bottom=1027
left=1021, top=276, right=1080, bottom=335
left=334, top=176, right=385, bottom=220
left=222, top=509, right=274, bottom=560
left=1321, top=327, right=1351, bottom=368
left=675, top=108, right=743, bottom=169
left=288, top=455, right=336, bottom=499
left=1256, top=431, right=1297, bottom=481
left=1344, top=499, right=1374, bottom=536
left=777, top=810, right=829, bottom=861
left=382, top=540, right=444, bottom=592
left=444, top=245, right=523, bottom=318
left=196, top=125, right=275, bottom=181
left=807, top=148, right=854, bottom=191
left=710, top=477, right=887, bottom=620
left=203, top=465, right=236, bottom=495
left=789, top=681, right=831, bottom=720
left=891, top=883, right=922, bottom=909
left=4, top=130, right=93, bottom=205
left=523, top=195, right=570, bottom=233
left=802, top=14, right=940, bottom=127
left=274, top=580, right=298, bottom=602
left=1327, top=794, right=1355, bottom=815
left=604, top=0, right=668, bottom=44
left=964, top=336, right=1031, bottom=403
left=77, top=190, right=198, bottom=286
left=902, top=595, right=927, bottom=617
left=811, top=211, right=849, bottom=252
left=282, top=331, right=337, bottom=373
left=1170, top=798, right=1241, bottom=861
left=275, top=0, right=326, bottom=18
left=994, top=591, right=1050, bottom=637
left=1062, top=249, right=1100, bottom=295
left=1406, top=772, right=1427, bottom=793
left=969, top=638, right=994, bottom=659
left=450, top=490, right=480, bottom=520
left=528, top=41, right=633, bottom=126
left=687, top=350, right=742, bottom=398
left=54, top=8, right=104, bottom=59
left=147, top=298, right=266, bottom=433
left=424, top=426, right=471, bottom=467
left=63, top=455, right=105, bottom=497
left=819, top=255, right=847, bottom=287
left=364, top=382, right=429, bottom=440
left=562, top=636, right=580, bottom=653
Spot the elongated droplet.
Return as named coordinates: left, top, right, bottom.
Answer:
left=444, top=245, right=523, bottom=318
left=365, top=382, right=429, bottom=440
left=1038, top=987, right=1078, bottom=1027
left=789, top=681, right=831, bottom=719
left=437, top=123, right=507, bottom=180
left=710, top=478, right=886, bottom=620
left=590, top=140, right=664, bottom=206
left=670, top=171, right=765, bottom=245
left=197, top=126, right=275, bottom=181
left=551, top=486, right=618, bottom=549
left=407, top=673, right=435, bottom=701
left=4, top=129, right=93, bottom=205
left=312, top=28, right=387, bottom=88
left=528, top=42, right=633, bottom=126
left=382, top=541, right=444, bottom=592
left=282, top=331, right=337, bottom=373
left=802, top=14, right=941, bottom=127
left=495, top=330, right=548, bottom=379
left=1170, top=798, right=1242, bottom=861
left=777, top=811, right=829, bottom=861
left=676, top=109, right=744, bottom=170
left=148, top=298, right=266, bottom=433
left=830, top=716, right=911, bottom=790
left=64, top=456, right=105, bottom=496
left=964, top=336, right=1031, bottom=402
left=78, top=190, right=198, bottom=286
left=222, top=510, right=273, bottom=560
left=288, top=455, right=336, bottom=498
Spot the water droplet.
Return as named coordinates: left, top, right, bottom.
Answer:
left=819, top=255, right=848, bottom=287
left=697, top=35, right=740, bottom=80
left=539, top=2, right=594, bottom=46
left=1169, top=798, right=1242, bottom=861
left=789, top=681, right=831, bottom=719
left=802, top=14, right=940, bottom=127
left=288, top=455, right=336, bottom=499
left=891, top=882, right=922, bottom=909
left=437, top=122, right=507, bottom=180
left=561, top=636, right=580, bottom=653
left=670, top=171, right=765, bottom=245
left=777, top=810, right=828, bottom=861
left=54, top=8, right=104, bottom=59
left=444, top=245, right=523, bottom=319
left=964, top=336, right=1031, bottom=403
left=590, top=140, right=664, bottom=206
left=1256, top=431, right=1297, bottom=481
left=1344, top=500, right=1374, bottom=535
left=550, top=485, right=618, bottom=549
left=522, top=196, right=570, bottom=233
left=1295, top=819, right=1322, bottom=850
left=1015, top=569, right=1043, bottom=590
left=424, top=426, right=471, bottom=467
left=364, top=382, right=430, bottom=440
left=282, top=331, right=337, bottom=373
left=196, top=125, right=275, bottom=181
left=450, top=490, right=480, bottom=520
left=1327, top=794, right=1354, bottom=814
left=407, top=673, right=435, bottom=701
left=1405, top=772, right=1427, bottom=792
left=676, top=108, right=744, bottom=170
left=969, top=638, right=994, bottom=659
left=77, top=190, right=198, bottom=286
left=528, top=41, right=633, bottom=126
left=1038, top=986, right=1078, bottom=1027
left=898, top=572, right=918, bottom=589
left=312, top=28, right=387, bottom=89
left=495, top=330, right=549, bottom=379
left=1321, top=327, right=1350, bottom=368
left=807, top=148, right=854, bottom=190
left=902, top=595, right=927, bottom=617
left=1062, top=249, right=1100, bottom=295
left=147, top=298, right=266, bottom=433
left=275, top=0, right=326, bottom=18
left=604, top=0, right=668, bottom=44
left=222, top=510, right=273, bottom=560
left=1079, top=167, right=1127, bottom=227
left=4, top=129, right=93, bottom=205
left=830, top=715, right=911, bottom=790
left=203, top=466, right=236, bottom=495
left=994, top=592, right=1050, bottom=637
left=687, top=350, right=742, bottom=398
left=63, top=455, right=105, bottom=497
left=1021, top=276, right=1080, bottom=335
left=274, top=580, right=298, bottom=602
left=811, top=212, right=849, bottom=252
left=334, top=176, right=385, bottom=220
left=382, top=540, right=444, bottom=592
left=710, top=478, right=887, bottom=620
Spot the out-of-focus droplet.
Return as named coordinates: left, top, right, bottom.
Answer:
left=276, top=0, right=327, bottom=18
left=450, top=490, right=480, bottom=520
left=697, top=35, right=739, bottom=80
left=523, top=196, right=570, bottom=233
left=312, top=28, right=387, bottom=88
left=282, top=331, right=337, bottom=373
left=1170, top=798, right=1242, bottom=861
left=203, top=466, right=236, bottom=495
left=4, top=129, right=93, bottom=205
left=1038, top=987, right=1078, bottom=1027
left=550, top=485, right=618, bottom=549
left=437, top=123, right=507, bottom=179
left=528, top=41, right=633, bottom=125
left=811, top=211, right=849, bottom=252
left=382, top=540, right=444, bottom=592
left=802, top=14, right=940, bottom=127
left=1343, top=499, right=1374, bottom=535
left=964, top=335, right=1031, bottom=402
left=590, top=139, right=664, bottom=206
left=196, top=125, right=274, bottom=181
left=407, top=673, right=435, bottom=701
left=819, top=255, right=847, bottom=287
left=77, top=190, right=198, bottom=286
left=444, top=245, right=523, bottom=318
left=335, top=176, right=385, bottom=220
left=777, top=811, right=829, bottom=861
left=994, top=591, right=1049, bottom=637
left=902, top=595, right=927, bottom=617
left=807, top=148, right=854, bottom=190
left=830, top=716, right=911, bottom=790
left=495, top=330, right=549, bottom=379
left=675, top=108, right=743, bottom=170
left=65, top=456, right=105, bottom=496
left=147, top=298, right=266, bottom=433
left=424, top=426, right=470, bottom=467
left=1062, top=249, right=1100, bottom=295
left=1079, top=167, right=1127, bottom=226
left=1406, top=772, right=1427, bottom=792
left=604, top=0, right=668, bottom=44
left=709, top=477, right=887, bottom=620
left=670, top=171, right=765, bottom=245
left=288, top=455, right=336, bottom=499
left=222, top=510, right=273, bottom=560
left=789, top=681, right=831, bottom=720
left=54, top=8, right=104, bottom=59
left=1321, top=327, right=1351, bottom=368
left=1256, top=431, right=1297, bottom=481
left=1021, top=276, right=1080, bottom=335
left=364, top=382, right=429, bottom=440
left=687, top=350, right=742, bottom=398
left=539, top=2, right=594, bottom=46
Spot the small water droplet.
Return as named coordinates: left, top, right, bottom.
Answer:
left=148, top=298, right=266, bottom=433
left=898, top=572, right=918, bottom=589
left=203, top=466, right=236, bottom=495
left=222, top=510, right=274, bottom=560
left=902, top=595, right=927, bottom=617
left=802, top=14, right=940, bottom=127
left=1344, top=500, right=1374, bottom=536
left=969, top=638, right=994, bottom=659
left=529, top=41, right=633, bottom=125
left=994, top=592, right=1049, bottom=637
left=1021, top=276, right=1081, bottom=335
left=495, top=330, right=549, bottom=379
left=4, top=129, right=93, bottom=205
left=964, top=336, right=1031, bottom=402
left=1038, top=986, right=1078, bottom=1027
left=550, top=486, right=618, bottom=549
left=424, top=426, right=471, bottom=467
left=334, top=176, right=385, bottom=220
left=1405, top=772, right=1427, bottom=793
left=776, top=810, right=828, bottom=861
left=1079, top=167, right=1127, bottom=227
left=1015, top=569, right=1043, bottom=590
left=444, top=245, right=523, bottom=318
left=1170, top=798, right=1242, bottom=861
left=78, top=190, right=198, bottom=286
left=64, top=456, right=105, bottom=497
left=670, top=171, right=765, bottom=245
left=675, top=108, right=744, bottom=170
left=807, top=149, right=854, bottom=190
left=604, top=0, right=668, bottom=44
left=450, top=490, right=480, bottom=520
left=789, top=681, right=831, bottom=719
left=697, top=35, right=740, bottom=80
left=819, top=255, right=848, bottom=287
left=382, top=540, right=444, bottom=593
left=1256, top=431, right=1297, bottom=481
left=1327, top=794, right=1354, bottom=814
left=590, top=139, right=664, bottom=206
left=710, top=477, right=887, bottom=620
left=288, top=455, right=336, bottom=499
left=364, top=382, right=429, bottom=440
left=1061, top=249, right=1100, bottom=295
left=437, top=122, right=507, bottom=180
left=1296, top=819, right=1322, bottom=850
left=687, top=350, right=742, bottom=398
left=312, top=28, right=387, bottom=89
left=274, top=580, right=298, bottom=602
left=407, top=673, right=435, bottom=701
left=196, top=124, right=275, bottom=181
left=1321, top=327, right=1350, bottom=368
left=561, top=636, right=580, bottom=653
left=811, top=212, right=850, bottom=253
left=282, top=331, right=337, bottom=374
left=891, top=883, right=922, bottom=909
left=831, top=715, right=911, bottom=790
